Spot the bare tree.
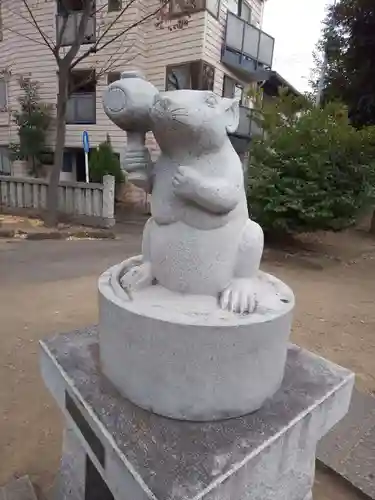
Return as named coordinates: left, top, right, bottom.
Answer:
left=3, top=0, right=170, bottom=226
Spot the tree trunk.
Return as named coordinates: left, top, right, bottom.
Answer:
left=44, top=67, right=69, bottom=227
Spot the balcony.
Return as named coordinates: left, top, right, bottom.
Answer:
left=66, top=93, right=96, bottom=125
left=221, top=12, right=275, bottom=82
left=56, top=12, right=96, bottom=46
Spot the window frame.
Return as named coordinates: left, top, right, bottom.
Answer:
left=66, top=70, right=96, bottom=125
left=107, top=72, right=122, bottom=85
left=57, top=0, right=96, bottom=14
left=239, top=0, right=252, bottom=24
left=0, top=147, right=11, bottom=175
left=206, top=0, right=220, bottom=19
left=169, top=0, right=205, bottom=19
left=222, top=75, right=244, bottom=104
left=0, top=78, right=7, bottom=111
left=227, top=0, right=252, bottom=23
left=226, top=0, right=238, bottom=15
left=108, top=0, right=122, bottom=12
left=62, top=150, right=74, bottom=173
left=0, top=0, right=3, bottom=42
left=165, top=60, right=215, bottom=91
left=164, top=0, right=221, bottom=20
left=69, top=69, right=96, bottom=94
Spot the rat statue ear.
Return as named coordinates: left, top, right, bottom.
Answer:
left=223, top=98, right=240, bottom=134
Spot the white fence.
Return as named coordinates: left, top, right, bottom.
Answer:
left=0, top=174, right=115, bottom=228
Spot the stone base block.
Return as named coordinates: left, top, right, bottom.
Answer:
left=40, top=327, right=354, bottom=500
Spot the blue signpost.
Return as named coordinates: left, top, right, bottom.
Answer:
left=83, top=131, right=90, bottom=182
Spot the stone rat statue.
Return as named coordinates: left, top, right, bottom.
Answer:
left=105, top=80, right=264, bottom=314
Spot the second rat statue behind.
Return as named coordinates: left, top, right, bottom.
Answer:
left=115, top=87, right=263, bottom=314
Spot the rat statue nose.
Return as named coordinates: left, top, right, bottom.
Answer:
left=160, top=97, right=172, bottom=109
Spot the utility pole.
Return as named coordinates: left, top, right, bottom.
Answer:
left=315, top=0, right=337, bottom=106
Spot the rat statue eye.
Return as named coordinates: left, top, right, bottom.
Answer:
left=205, top=95, right=218, bottom=107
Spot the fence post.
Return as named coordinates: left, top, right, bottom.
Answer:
left=102, top=175, right=115, bottom=227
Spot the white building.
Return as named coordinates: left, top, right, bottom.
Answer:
left=0, top=0, right=275, bottom=181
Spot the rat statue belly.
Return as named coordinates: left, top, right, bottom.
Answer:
left=117, top=88, right=264, bottom=313
left=146, top=161, right=239, bottom=295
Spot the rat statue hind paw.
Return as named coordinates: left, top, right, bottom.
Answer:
left=219, top=278, right=257, bottom=314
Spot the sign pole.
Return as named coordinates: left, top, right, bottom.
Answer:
left=82, top=131, right=90, bottom=183
left=84, top=152, right=89, bottom=183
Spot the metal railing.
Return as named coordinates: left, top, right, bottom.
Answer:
left=66, top=93, right=96, bottom=125
left=222, top=12, right=275, bottom=79
left=225, top=12, right=274, bottom=66
left=56, top=12, right=96, bottom=46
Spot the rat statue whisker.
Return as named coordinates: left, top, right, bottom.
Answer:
left=171, top=116, right=190, bottom=126
left=171, top=111, right=189, bottom=118
left=169, top=107, right=186, bottom=113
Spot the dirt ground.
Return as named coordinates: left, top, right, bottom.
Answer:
left=0, top=224, right=374, bottom=500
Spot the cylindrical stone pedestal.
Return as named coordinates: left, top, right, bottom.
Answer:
left=98, top=258, right=295, bottom=421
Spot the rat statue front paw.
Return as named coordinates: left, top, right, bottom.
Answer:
left=220, top=279, right=257, bottom=314
left=120, top=262, right=153, bottom=297
left=172, top=166, right=199, bottom=198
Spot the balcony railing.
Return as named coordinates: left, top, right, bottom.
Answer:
left=222, top=12, right=275, bottom=82
left=66, top=93, right=96, bottom=125
left=56, top=12, right=96, bottom=46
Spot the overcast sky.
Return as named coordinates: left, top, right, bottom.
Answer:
left=262, top=0, right=332, bottom=93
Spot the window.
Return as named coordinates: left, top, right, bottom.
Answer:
left=69, top=70, right=96, bottom=94
left=56, top=0, right=96, bottom=46
left=62, top=151, right=74, bottom=173
left=239, top=1, right=252, bottom=23
left=0, top=78, right=7, bottom=110
left=0, top=147, right=11, bottom=175
left=107, top=72, right=121, bottom=85
left=169, top=0, right=205, bottom=18
left=57, top=0, right=96, bottom=13
left=226, top=0, right=251, bottom=23
left=166, top=61, right=215, bottom=91
left=226, top=0, right=238, bottom=15
left=108, top=0, right=122, bottom=12
left=39, top=152, right=54, bottom=165
left=66, top=70, right=96, bottom=124
left=223, top=75, right=244, bottom=104
left=0, top=1, right=3, bottom=42
left=206, top=0, right=220, bottom=18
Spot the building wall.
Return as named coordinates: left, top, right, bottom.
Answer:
left=0, top=0, right=147, bottom=176
left=0, top=0, right=265, bottom=178
left=144, top=0, right=206, bottom=90
left=63, top=1, right=146, bottom=150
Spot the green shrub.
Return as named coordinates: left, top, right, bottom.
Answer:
left=89, top=135, right=124, bottom=184
left=9, top=76, right=53, bottom=177
left=247, top=90, right=375, bottom=234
